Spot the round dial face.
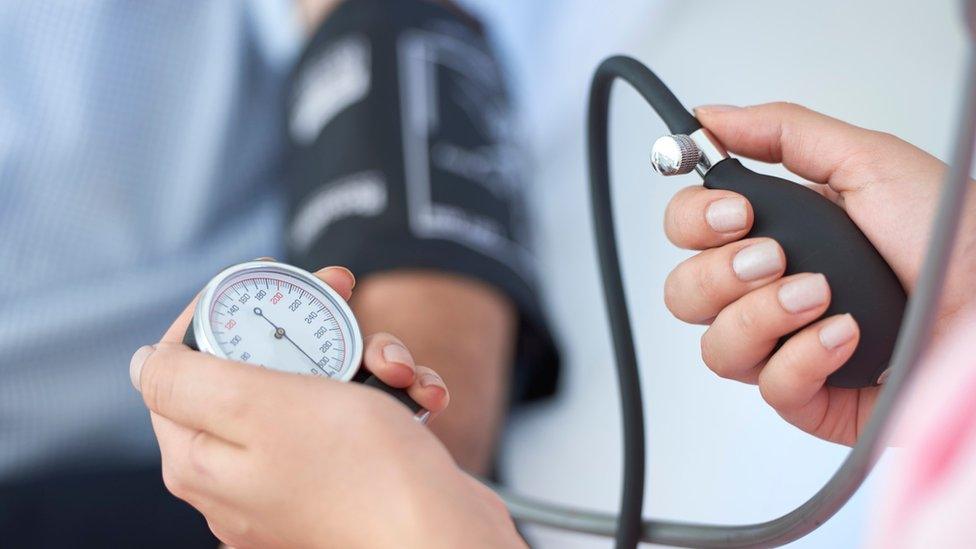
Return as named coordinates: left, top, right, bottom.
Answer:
left=193, top=262, right=362, bottom=381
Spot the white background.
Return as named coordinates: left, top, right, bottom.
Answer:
left=464, top=1, right=968, bottom=547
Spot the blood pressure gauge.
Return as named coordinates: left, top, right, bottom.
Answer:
left=183, top=260, right=427, bottom=421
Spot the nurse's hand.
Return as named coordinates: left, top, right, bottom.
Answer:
left=663, top=103, right=976, bottom=445
left=130, top=266, right=524, bottom=548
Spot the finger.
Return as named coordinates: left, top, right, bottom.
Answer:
left=406, top=365, right=450, bottom=415
left=694, top=102, right=897, bottom=191
left=701, top=272, right=831, bottom=383
left=759, top=314, right=860, bottom=444
left=313, top=266, right=356, bottom=301
left=151, top=411, right=244, bottom=506
left=362, top=332, right=417, bottom=388
left=664, top=186, right=753, bottom=250
left=665, top=237, right=786, bottom=324
left=151, top=412, right=199, bottom=503
left=162, top=295, right=199, bottom=344
left=758, top=314, right=860, bottom=416
left=131, top=342, right=278, bottom=442
left=206, top=512, right=256, bottom=549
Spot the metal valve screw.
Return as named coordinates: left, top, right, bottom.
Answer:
left=650, top=134, right=702, bottom=176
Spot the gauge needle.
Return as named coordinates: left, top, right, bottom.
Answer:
left=252, top=307, right=325, bottom=373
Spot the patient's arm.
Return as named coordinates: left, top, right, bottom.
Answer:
left=289, top=0, right=534, bottom=476
left=352, top=271, right=516, bottom=474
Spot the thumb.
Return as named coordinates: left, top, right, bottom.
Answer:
left=694, top=102, right=926, bottom=193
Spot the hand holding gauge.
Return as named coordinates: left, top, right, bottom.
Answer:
left=182, top=260, right=431, bottom=421
left=128, top=263, right=460, bottom=548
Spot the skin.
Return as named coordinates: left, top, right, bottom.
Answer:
left=131, top=267, right=525, bottom=548
left=297, top=0, right=343, bottom=29
left=663, top=102, right=976, bottom=445
left=351, top=272, right=515, bottom=475
left=294, top=0, right=517, bottom=476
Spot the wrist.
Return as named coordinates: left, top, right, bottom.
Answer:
left=397, top=471, right=525, bottom=548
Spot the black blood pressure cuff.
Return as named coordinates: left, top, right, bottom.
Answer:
left=283, top=0, right=559, bottom=401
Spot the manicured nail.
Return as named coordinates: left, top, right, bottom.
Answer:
left=820, top=314, right=857, bottom=350
left=129, top=345, right=156, bottom=392
left=877, top=368, right=891, bottom=384
left=419, top=372, right=445, bottom=389
left=778, top=274, right=829, bottom=313
left=695, top=104, right=741, bottom=114
left=383, top=344, right=414, bottom=369
left=706, top=197, right=748, bottom=233
left=732, top=240, right=783, bottom=281
left=326, top=266, right=356, bottom=289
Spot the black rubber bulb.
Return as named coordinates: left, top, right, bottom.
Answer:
left=702, top=158, right=906, bottom=388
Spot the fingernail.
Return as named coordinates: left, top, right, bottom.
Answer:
left=732, top=240, right=783, bottom=281
left=695, top=104, right=741, bottom=114
left=706, top=197, right=748, bottom=233
left=383, top=344, right=414, bottom=369
left=419, top=372, right=444, bottom=389
left=129, top=345, right=156, bottom=392
left=253, top=256, right=277, bottom=262
left=820, top=314, right=857, bottom=350
left=327, top=266, right=356, bottom=289
left=778, top=274, right=829, bottom=313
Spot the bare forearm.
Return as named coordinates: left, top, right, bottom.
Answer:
left=350, top=271, right=517, bottom=475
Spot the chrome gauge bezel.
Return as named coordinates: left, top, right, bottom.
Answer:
left=191, top=260, right=363, bottom=382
